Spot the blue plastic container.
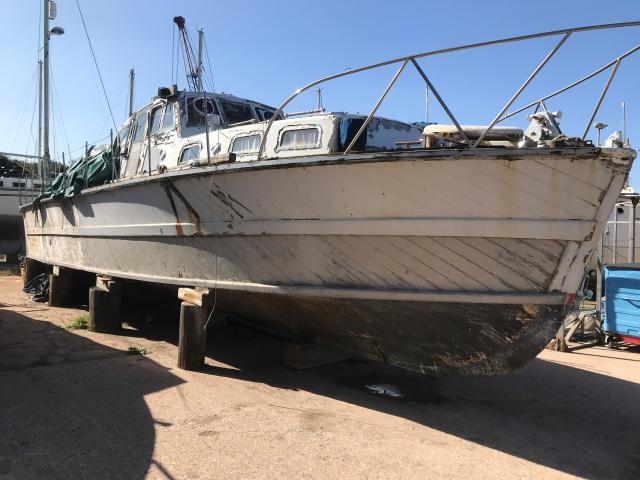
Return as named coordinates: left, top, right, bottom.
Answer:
left=603, top=264, right=640, bottom=344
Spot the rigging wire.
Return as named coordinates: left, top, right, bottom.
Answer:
left=171, top=21, right=175, bottom=85
left=1, top=67, right=38, bottom=149
left=175, top=27, right=180, bottom=89
left=74, top=0, right=118, bottom=133
left=91, top=76, right=128, bottom=144
left=49, top=50, right=72, bottom=173
left=27, top=79, right=40, bottom=158
left=50, top=67, right=72, bottom=166
left=50, top=133, right=111, bottom=164
left=203, top=36, right=216, bottom=93
left=8, top=70, right=39, bottom=153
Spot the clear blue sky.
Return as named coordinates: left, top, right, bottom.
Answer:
left=1, top=1, right=639, bottom=183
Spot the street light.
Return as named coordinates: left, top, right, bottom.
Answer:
left=594, top=122, right=608, bottom=146
left=49, top=26, right=65, bottom=36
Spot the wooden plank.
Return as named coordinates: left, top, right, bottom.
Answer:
left=178, top=287, right=212, bottom=307
left=425, top=237, right=534, bottom=292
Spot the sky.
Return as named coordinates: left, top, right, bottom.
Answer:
left=0, top=0, right=639, bottom=183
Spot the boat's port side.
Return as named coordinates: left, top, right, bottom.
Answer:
left=21, top=146, right=634, bottom=375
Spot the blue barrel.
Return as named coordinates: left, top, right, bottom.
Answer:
left=604, top=265, right=640, bottom=344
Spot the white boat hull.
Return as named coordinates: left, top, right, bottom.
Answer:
left=22, top=147, right=634, bottom=374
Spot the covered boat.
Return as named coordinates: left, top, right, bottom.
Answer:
left=22, top=22, right=639, bottom=375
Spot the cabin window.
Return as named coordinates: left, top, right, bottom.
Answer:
left=149, top=107, right=163, bottom=135
left=118, top=124, right=131, bottom=145
left=179, top=144, right=201, bottom=163
left=12, top=181, right=26, bottom=188
left=162, top=102, right=175, bottom=131
left=255, top=107, right=283, bottom=122
left=34, top=183, right=41, bottom=189
left=132, top=112, right=148, bottom=143
left=185, top=97, right=219, bottom=128
left=279, top=127, right=320, bottom=149
left=219, top=99, right=254, bottom=125
left=231, top=134, right=261, bottom=154
left=0, top=181, right=3, bottom=187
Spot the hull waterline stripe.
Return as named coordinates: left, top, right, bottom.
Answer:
left=25, top=217, right=596, bottom=241
left=25, top=254, right=567, bottom=305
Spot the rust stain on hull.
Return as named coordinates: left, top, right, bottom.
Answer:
left=162, top=181, right=202, bottom=236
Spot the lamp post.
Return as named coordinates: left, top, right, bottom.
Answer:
left=593, top=122, right=608, bottom=146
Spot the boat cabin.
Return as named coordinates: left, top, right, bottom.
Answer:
left=115, top=88, right=422, bottom=179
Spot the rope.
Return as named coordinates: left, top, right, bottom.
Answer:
left=74, top=0, right=118, bottom=133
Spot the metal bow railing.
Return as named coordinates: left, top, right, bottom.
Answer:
left=257, top=21, right=640, bottom=159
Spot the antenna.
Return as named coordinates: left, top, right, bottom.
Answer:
left=425, top=85, right=430, bottom=123
left=316, top=88, right=324, bottom=111
left=622, top=100, right=628, bottom=146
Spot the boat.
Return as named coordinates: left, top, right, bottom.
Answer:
left=0, top=155, right=41, bottom=264
left=21, top=19, right=640, bottom=375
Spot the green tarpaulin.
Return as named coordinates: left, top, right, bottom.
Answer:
left=34, top=142, right=119, bottom=205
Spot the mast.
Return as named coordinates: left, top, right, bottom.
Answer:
left=40, top=1, right=63, bottom=185
left=37, top=60, right=43, bottom=189
left=197, top=29, right=204, bottom=91
left=42, top=0, right=50, bottom=187
left=128, top=68, right=135, bottom=117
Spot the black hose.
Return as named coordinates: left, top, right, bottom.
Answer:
left=23, top=273, right=50, bottom=302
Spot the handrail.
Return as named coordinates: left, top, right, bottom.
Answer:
left=257, top=21, right=640, bottom=159
left=472, top=32, right=571, bottom=147
left=499, top=41, right=640, bottom=123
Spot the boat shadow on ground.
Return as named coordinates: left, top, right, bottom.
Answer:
left=0, top=307, right=184, bottom=480
left=129, top=298, right=640, bottom=480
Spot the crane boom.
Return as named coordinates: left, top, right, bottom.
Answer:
left=173, top=16, right=202, bottom=91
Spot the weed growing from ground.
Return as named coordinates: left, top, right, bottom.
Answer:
left=66, top=315, right=89, bottom=330
left=128, top=346, right=149, bottom=355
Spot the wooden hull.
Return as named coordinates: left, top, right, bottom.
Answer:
left=22, top=147, right=634, bottom=374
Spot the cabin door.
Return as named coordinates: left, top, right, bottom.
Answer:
left=139, top=102, right=177, bottom=173
left=122, top=107, right=150, bottom=177
left=138, top=105, right=164, bottom=174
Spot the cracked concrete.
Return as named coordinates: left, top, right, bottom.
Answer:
left=1, top=275, right=640, bottom=479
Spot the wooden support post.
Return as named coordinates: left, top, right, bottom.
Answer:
left=177, top=288, right=213, bottom=370
left=22, top=258, right=47, bottom=286
left=49, top=266, right=74, bottom=307
left=89, top=276, right=123, bottom=333
left=178, top=302, right=208, bottom=370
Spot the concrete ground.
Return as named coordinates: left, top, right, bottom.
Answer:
left=1, top=275, right=639, bottom=480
